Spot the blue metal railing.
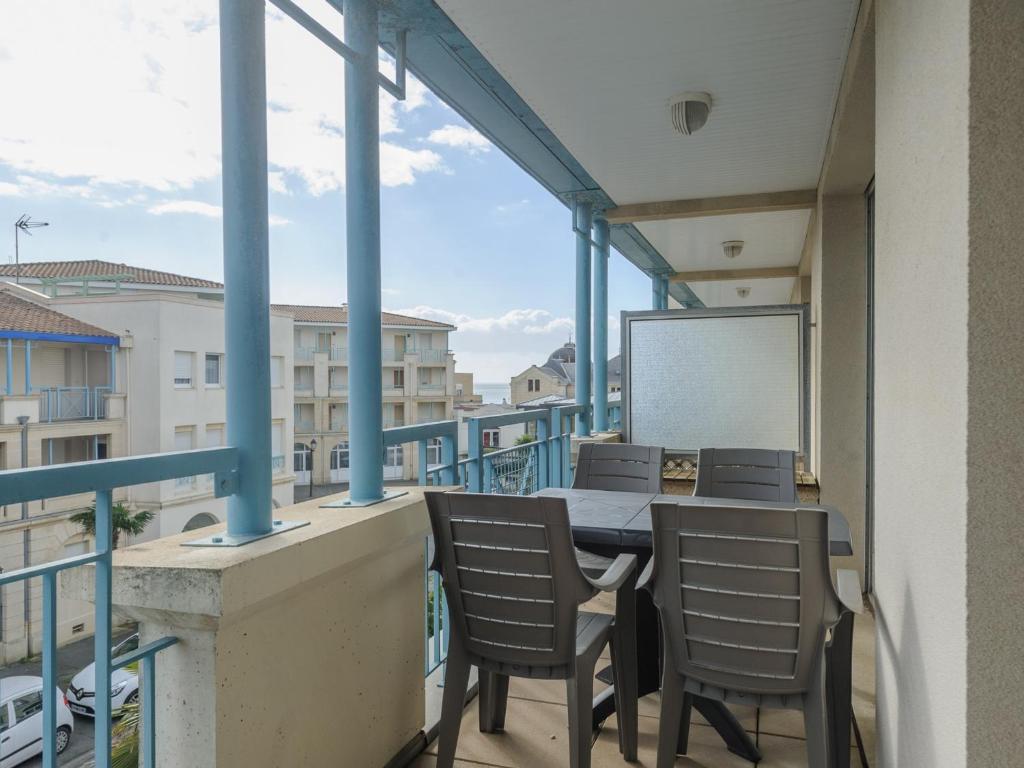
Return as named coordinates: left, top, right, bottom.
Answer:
left=607, top=403, right=622, bottom=431
left=0, top=446, right=237, bottom=768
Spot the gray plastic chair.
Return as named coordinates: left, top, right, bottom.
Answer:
left=426, top=491, right=639, bottom=768
left=694, top=448, right=798, bottom=502
left=643, top=500, right=861, bottom=768
left=573, top=442, right=665, bottom=494
left=572, top=443, right=664, bottom=573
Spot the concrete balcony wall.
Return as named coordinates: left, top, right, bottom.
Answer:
left=67, top=489, right=431, bottom=767
left=0, top=394, right=41, bottom=424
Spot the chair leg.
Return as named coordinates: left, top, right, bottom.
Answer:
left=675, top=691, right=693, bottom=755
left=609, top=632, right=638, bottom=761
left=437, top=640, right=472, bottom=768
left=657, top=667, right=686, bottom=768
left=804, top=653, right=832, bottom=768
left=478, top=671, right=510, bottom=733
left=567, top=664, right=597, bottom=768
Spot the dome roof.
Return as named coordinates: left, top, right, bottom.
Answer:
left=546, top=341, right=576, bottom=365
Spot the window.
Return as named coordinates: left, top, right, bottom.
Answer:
left=393, top=369, right=404, bottom=388
left=331, top=441, right=349, bottom=470
left=427, top=437, right=443, bottom=465
left=270, top=356, right=284, bottom=388
left=174, top=351, right=193, bottom=388
left=295, top=366, right=314, bottom=392
left=0, top=702, right=8, bottom=733
left=483, top=429, right=500, bottom=449
left=533, top=378, right=541, bottom=391
left=527, top=379, right=534, bottom=392
left=12, top=690, right=42, bottom=722
left=205, top=353, right=223, bottom=387
left=206, top=425, right=224, bottom=448
left=384, top=445, right=403, bottom=467
left=294, top=442, right=312, bottom=472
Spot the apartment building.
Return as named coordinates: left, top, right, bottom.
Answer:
left=272, top=304, right=456, bottom=486
left=2, top=261, right=295, bottom=538
left=0, top=283, right=128, bottom=661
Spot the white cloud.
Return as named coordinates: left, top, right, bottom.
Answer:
left=0, top=1, right=444, bottom=204
left=391, top=305, right=574, bottom=335
left=147, top=199, right=290, bottom=226
left=426, top=125, right=491, bottom=154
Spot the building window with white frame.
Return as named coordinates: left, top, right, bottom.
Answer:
left=174, top=351, right=194, bottom=389
left=174, top=427, right=196, bottom=490
left=483, top=428, right=500, bottom=449
left=205, top=353, right=223, bottom=387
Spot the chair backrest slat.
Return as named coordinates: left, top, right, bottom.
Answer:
left=694, top=448, right=797, bottom=503
left=650, top=501, right=838, bottom=695
left=573, top=443, right=664, bottom=493
left=427, top=492, right=590, bottom=671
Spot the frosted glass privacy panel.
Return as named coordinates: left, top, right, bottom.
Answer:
left=627, top=313, right=802, bottom=453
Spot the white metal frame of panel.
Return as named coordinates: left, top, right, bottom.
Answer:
left=621, top=305, right=810, bottom=463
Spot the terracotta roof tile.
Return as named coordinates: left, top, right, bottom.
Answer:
left=0, top=292, right=118, bottom=340
left=271, top=304, right=455, bottom=329
left=0, top=260, right=222, bottom=289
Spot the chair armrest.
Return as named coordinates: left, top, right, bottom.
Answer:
left=637, top=557, right=655, bottom=593
left=835, top=568, right=863, bottom=614
left=584, top=553, right=638, bottom=592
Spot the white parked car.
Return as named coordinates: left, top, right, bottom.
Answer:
left=65, top=634, right=140, bottom=718
left=0, top=676, right=73, bottom=767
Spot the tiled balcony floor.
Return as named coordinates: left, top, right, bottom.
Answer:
left=417, top=594, right=876, bottom=767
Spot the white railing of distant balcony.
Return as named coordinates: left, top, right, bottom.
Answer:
left=295, top=346, right=316, bottom=362
left=418, top=348, right=448, bottom=364
left=35, top=386, right=113, bottom=422
left=330, top=346, right=347, bottom=362
left=418, top=382, right=445, bottom=393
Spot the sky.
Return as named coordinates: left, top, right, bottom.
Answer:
left=0, top=0, right=652, bottom=382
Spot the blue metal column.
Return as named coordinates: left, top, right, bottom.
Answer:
left=593, top=216, right=609, bottom=432
left=219, top=0, right=272, bottom=535
left=661, top=277, right=670, bottom=309
left=93, top=489, right=112, bottom=768
left=344, top=0, right=385, bottom=503
left=5, top=339, right=11, bottom=395
left=108, top=345, right=116, bottom=392
left=574, top=200, right=592, bottom=437
left=24, top=340, right=31, bottom=394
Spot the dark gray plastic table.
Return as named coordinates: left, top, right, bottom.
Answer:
left=534, top=487, right=855, bottom=767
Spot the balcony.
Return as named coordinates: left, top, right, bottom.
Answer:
left=418, top=348, right=448, bottom=364
left=418, top=381, right=445, bottom=393
left=330, top=345, right=347, bottom=362
left=295, top=346, right=316, bottom=362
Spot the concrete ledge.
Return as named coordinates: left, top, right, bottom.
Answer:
left=66, top=487, right=435, bottom=768
left=570, top=430, right=623, bottom=467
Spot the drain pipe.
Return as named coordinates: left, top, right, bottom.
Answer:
left=17, top=415, right=30, bottom=652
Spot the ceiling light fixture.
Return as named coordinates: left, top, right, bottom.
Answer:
left=722, top=240, right=744, bottom=259
left=736, top=287, right=751, bottom=299
left=670, top=92, right=712, bottom=135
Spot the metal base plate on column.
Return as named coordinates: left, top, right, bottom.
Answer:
left=320, top=489, right=408, bottom=508
left=183, top=519, right=310, bottom=547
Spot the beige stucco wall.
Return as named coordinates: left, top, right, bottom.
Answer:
left=510, top=365, right=566, bottom=405
left=817, top=195, right=867, bottom=579
left=964, top=1, right=1024, bottom=762
left=68, top=489, right=431, bottom=768
left=874, top=0, right=969, bottom=764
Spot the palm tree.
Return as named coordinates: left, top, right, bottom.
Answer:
left=70, top=502, right=155, bottom=549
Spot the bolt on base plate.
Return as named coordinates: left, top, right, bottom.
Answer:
left=182, top=519, right=310, bottom=547
left=320, top=489, right=408, bottom=508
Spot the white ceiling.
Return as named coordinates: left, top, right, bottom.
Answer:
left=689, top=277, right=797, bottom=307
left=437, top=0, right=856, bottom=306
left=637, top=209, right=811, bottom=271
left=437, top=0, right=857, bottom=204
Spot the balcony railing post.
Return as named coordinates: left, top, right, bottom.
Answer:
left=536, top=415, right=550, bottom=490
left=574, top=199, right=592, bottom=437
left=345, top=0, right=387, bottom=504
left=593, top=216, right=609, bottom=432
left=441, top=433, right=456, bottom=486
left=5, top=338, right=12, bottom=395
left=94, top=488, right=113, bottom=768
left=42, top=570, right=57, bottom=767
left=418, top=440, right=428, bottom=485
left=467, top=416, right=483, bottom=492
left=219, top=0, right=273, bottom=536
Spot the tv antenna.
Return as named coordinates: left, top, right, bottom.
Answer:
left=14, top=214, right=50, bottom=283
